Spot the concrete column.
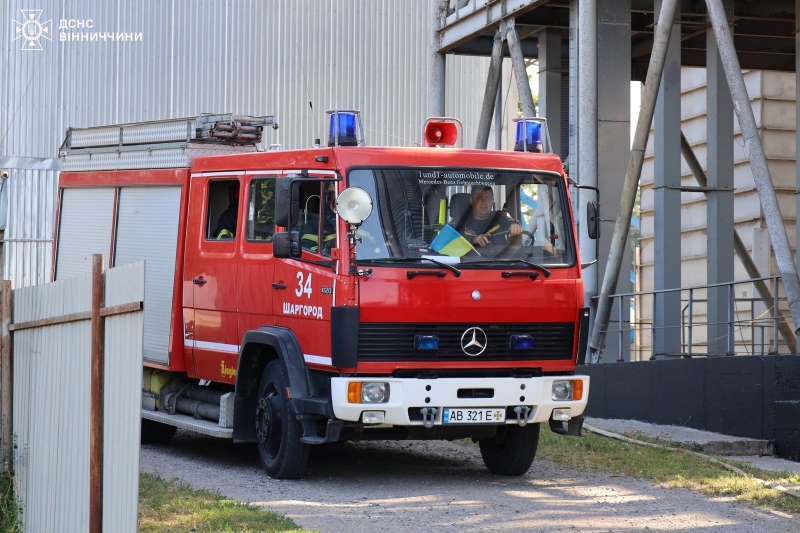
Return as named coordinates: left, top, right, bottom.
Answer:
left=428, top=0, right=446, bottom=117
left=653, top=0, right=681, bottom=358
left=706, top=0, right=734, bottom=355
left=495, top=59, right=503, bottom=150
left=539, top=29, right=563, bottom=157
left=595, top=0, right=631, bottom=361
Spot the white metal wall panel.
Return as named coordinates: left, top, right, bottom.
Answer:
left=13, top=263, right=144, bottom=532
left=13, top=274, right=93, bottom=532
left=55, top=188, right=115, bottom=280
left=103, top=261, right=145, bottom=533
left=1, top=1, right=491, bottom=158
left=1, top=161, right=59, bottom=289
left=114, top=187, right=181, bottom=364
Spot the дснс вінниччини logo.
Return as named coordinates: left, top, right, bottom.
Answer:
left=12, top=9, right=52, bottom=51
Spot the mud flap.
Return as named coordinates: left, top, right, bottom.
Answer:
left=549, top=414, right=584, bottom=436
left=299, top=417, right=344, bottom=444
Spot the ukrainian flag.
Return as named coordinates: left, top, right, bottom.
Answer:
left=430, top=224, right=474, bottom=257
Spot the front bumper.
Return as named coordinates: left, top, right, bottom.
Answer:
left=331, top=375, right=589, bottom=426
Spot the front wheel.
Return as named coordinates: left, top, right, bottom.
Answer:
left=479, top=423, right=540, bottom=476
left=255, top=361, right=310, bottom=479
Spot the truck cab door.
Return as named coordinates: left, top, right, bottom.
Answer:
left=272, top=179, right=339, bottom=369
left=238, top=174, right=278, bottom=334
left=184, top=174, right=242, bottom=383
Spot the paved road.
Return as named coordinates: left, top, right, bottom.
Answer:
left=140, top=430, right=797, bottom=532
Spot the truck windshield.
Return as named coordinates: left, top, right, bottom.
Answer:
left=348, top=168, right=575, bottom=267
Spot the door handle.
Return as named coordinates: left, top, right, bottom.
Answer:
left=272, top=283, right=287, bottom=290
left=193, top=278, right=207, bottom=285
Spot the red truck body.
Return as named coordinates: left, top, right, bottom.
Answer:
left=56, top=116, right=590, bottom=478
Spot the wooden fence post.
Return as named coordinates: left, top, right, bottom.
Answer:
left=1, top=280, right=12, bottom=468
left=90, top=255, right=105, bottom=533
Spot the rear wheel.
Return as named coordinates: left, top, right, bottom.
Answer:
left=479, top=423, right=540, bottom=476
left=141, top=418, right=177, bottom=444
left=255, top=360, right=310, bottom=479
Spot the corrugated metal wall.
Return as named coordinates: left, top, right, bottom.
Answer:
left=2, top=1, right=515, bottom=287
left=13, top=261, right=144, bottom=532
left=1, top=0, right=502, bottom=158
left=0, top=159, right=59, bottom=289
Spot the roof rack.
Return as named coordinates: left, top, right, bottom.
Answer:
left=59, top=114, right=278, bottom=171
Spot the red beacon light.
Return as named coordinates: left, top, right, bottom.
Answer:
left=423, top=117, right=463, bottom=148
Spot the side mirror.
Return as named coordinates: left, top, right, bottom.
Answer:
left=273, top=231, right=302, bottom=259
left=275, top=178, right=299, bottom=228
left=587, top=201, right=599, bottom=240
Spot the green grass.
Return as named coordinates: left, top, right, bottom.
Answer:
left=537, top=427, right=800, bottom=515
left=0, top=440, right=23, bottom=533
left=138, top=473, right=308, bottom=532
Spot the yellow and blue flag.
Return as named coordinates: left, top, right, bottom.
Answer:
left=430, top=224, right=474, bottom=257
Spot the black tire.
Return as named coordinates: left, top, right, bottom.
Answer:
left=255, top=360, right=310, bottom=479
left=479, top=423, right=540, bottom=476
left=141, top=418, right=177, bottom=444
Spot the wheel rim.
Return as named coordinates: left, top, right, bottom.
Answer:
left=255, top=383, right=283, bottom=459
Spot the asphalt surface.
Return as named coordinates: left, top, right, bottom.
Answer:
left=140, top=429, right=797, bottom=532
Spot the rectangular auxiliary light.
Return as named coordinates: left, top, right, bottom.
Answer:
left=509, top=334, right=534, bottom=350
left=414, top=335, right=439, bottom=350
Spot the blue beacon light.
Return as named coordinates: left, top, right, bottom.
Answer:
left=514, top=119, right=543, bottom=153
left=328, top=111, right=359, bottom=147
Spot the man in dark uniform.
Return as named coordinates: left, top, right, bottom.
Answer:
left=454, top=185, right=522, bottom=248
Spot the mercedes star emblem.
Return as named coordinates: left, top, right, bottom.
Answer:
left=461, top=327, right=488, bottom=356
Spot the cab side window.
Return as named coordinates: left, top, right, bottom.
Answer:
left=296, top=182, right=336, bottom=257
left=246, top=178, right=275, bottom=242
left=206, top=179, right=240, bottom=240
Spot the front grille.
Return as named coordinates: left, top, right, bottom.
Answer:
left=358, top=322, right=575, bottom=362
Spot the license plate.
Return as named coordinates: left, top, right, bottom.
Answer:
left=442, top=407, right=505, bottom=424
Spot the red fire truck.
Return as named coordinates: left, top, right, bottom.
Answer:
left=55, top=112, right=592, bottom=479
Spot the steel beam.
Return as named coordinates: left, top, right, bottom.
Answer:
left=652, top=0, right=682, bottom=359
left=597, top=0, right=632, bottom=362
left=476, top=30, right=504, bottom=149
left=706, top=0, right=800, bottom=337
left=796, top=0, right=800, bottom=352
left=680, top=133, right=797, bottom=353
left=506, top=21, right=537, bottom=117
left=590, top=0, right=681, bottom=361
left=438, top=0, right=548, bottom=52
left=539, top=28, right=563, bottom=157
left=578, top=0, right=598, bottom=317
left=428, top=0, right=448, bottom=118
left=706, top=0, right=735, bottom=355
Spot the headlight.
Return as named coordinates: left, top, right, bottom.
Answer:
left=347, top=381, right=390, bottom=403
left=552, top=380, right=573, bottom=401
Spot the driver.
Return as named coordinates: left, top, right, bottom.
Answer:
left=455, top=185, right=522, bottom=247
left=301, top=184, right=337, bottom=254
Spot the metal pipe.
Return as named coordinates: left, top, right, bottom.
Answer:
left=688, top=288, right=694, bottom=356
left=706, top=0, right=800, bottom=336
left=495, top=60, right=503, bottom=150
left=90, top=254, right=105, bottom=533
left=505, top=21, right=537, bottom=117
left=476, top=30, right=504, bottom=149
left=578, top=0, right=598, bottom=312
left=1, top=281, right=11, bottom=464
left=728, top=282, right=734, bottom=355
left=679, top=132, right=797, bottom=353
left=428, top=0, right=448, bottom=117
left=589, top=0, right=681, bottom=361
left=774, top=277, right=780, bottom=353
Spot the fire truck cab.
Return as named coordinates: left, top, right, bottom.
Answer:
left=56, top=113, right=591, bottom=479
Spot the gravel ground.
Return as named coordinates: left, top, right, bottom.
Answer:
left=140, top=430, right=797, bottom=532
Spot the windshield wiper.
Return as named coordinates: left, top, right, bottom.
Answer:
left=419, top=257, right=461, bottom=277
left=357, top=257, right=462, bottom=277
left=465, top=259, right=551, bottom=278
